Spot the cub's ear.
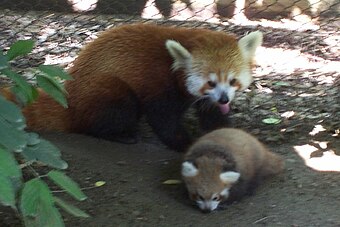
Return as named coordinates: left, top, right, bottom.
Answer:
left=165, top=40, right=192, bottom=70
left=238, top=31, right=263, bottom=61
left=181, top=161, right=198, bottom=177
left=220, top=171, right=240, bottom=184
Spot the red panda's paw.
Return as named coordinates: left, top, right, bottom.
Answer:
left=100, top=132, right=139, bottom=144
left=195, top=100, right=232, bottom=132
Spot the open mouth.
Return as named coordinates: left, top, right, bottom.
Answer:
left=218, top=102, right=230, bottom=115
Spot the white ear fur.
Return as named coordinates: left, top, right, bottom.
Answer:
left=238, top=31, right=263, bottom=60
left=220, top=171, right=240, bottom=184
left=181, top=161, right=198, bottom=177
left=165, top=40, right=192, bottom=70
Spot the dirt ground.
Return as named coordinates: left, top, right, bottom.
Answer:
left=46, top=123, right=340, bottom=227
left=0, top=9, right=339, bottom=227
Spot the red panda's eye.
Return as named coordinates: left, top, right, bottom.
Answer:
left=212, top=195, right=220, bottom=201
left=230, top=79, right=237, bottom=86
left=198, top=195, right=204, bottom=201
left=207, top=81, right=217, bottom=88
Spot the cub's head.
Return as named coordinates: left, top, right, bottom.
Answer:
left=181, top=156, right=240, bottom=212
left=166, top=31, right=262, bottom=114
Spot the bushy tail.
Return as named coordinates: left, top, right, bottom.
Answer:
left=0, top=87, right=16, bottom=101
left=261, top=151, right=285, bottom=177
left=1, top=87, right=72, bottom=132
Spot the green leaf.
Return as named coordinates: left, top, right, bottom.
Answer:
left=262, top=117, right=282, bottom=125
left=162, top=179, right=182, bottom=185
left=0, top=94, right=25, bottom=124
left=0, top=147, right=22, bottom=179
left=0, top=147, right=22, bottom=191
left=1, top=68, right=36, bottom=103
left=26, top=133, right=40, bottom=146
left=0, top=117, right=27, bottom=151
left=22, top=139, right=68, bottom=169
left=270, top=107, right=278, bottom=113
left=10, top=85, right=29, bottom=105
left=273, top=81, right=290, bottom=87
left=38, top=74, right=66, bottom=94
left=11, top=85, right=39, bottom=106
left=39, top=65, right=73, bottom=80
left=0, top=172, right=16, bottom=209
left=21, top=178, right=64, bottom=227
left=6, top=40, right=34, bottom=61
left=54, top=197, right=90, bottom=218
left=48, top=170, right=86, bottom=201
left=23, top=203, right=64, bottom=227
left=95, top=181, right=106, bottom=187
left=0, top=52, right=8, bottom=70
left=20, top=179, right=41, bottom=216
left=37, top=75, right=68, bottom=108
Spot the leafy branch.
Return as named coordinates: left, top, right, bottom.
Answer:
left=0, top=40, right=89, bottom=227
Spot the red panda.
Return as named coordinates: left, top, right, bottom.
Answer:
left=3, top=24, right=263, bottom=150
left=182, top=128, right=284, bottom=212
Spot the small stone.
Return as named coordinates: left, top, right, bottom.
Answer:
left=132, top=211, right=141, bottom=216
left=116, top=161, right=127, bottom=166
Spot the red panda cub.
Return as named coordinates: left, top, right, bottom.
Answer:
left=8, top=24, right=263, bottom=151
left=182, top=128, right=284, bottom=212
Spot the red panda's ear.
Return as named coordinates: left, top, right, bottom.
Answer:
left=165, top=40, right=192, bottom=70
left=182, top=161, right=198, bottom=177
left=238, top=31, right=263, bottom=61
left=219, top=171, right=240, bottom=184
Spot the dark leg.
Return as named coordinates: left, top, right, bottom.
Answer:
left=88, top=95, right=141, bottom=143
left=195, top=99, right=231, bottom=132
left=70, top=76, right=141, bottom=144
left=144, top=94, right=191, bottom=151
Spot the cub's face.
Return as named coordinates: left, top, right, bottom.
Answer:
left=181, top=160, right=240, bottom=212
left=166, top=31, right=262, bottom=115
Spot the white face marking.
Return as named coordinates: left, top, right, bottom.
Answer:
left=185, top=67, right=252, bottom=103
left=204, top=72, right=236, bottom=103
left=237, top=69, right=252, bottom=90
left=185, top=73, right=206, bottom=96
left=209, top=73, right=217, bottom=82
left=208, top=85, right=223, bottom=102
left=206, top=73, right=223, bottom=102
left=195, top=193, right=224, bottom=212
left=195, top=188, right=232, bottom=211
left=197, top=199, right=220, bottom=212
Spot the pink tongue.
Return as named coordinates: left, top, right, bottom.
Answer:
left=219, top=103, right=230, bottom=115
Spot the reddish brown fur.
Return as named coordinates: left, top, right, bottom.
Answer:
left=22, top=92, right=72, bottom=131
left=67, top=23, right=242, bottom=100
left=187, top=128, right=284, bottom=180
left=183, top=128, right=284, bottom=202
left=0, top=87, right=15, bottom=101
left=0, top=86, right=70, bottom=131
left=2, top=24, right=247, bottom=138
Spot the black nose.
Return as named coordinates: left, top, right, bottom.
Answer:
left=218, top=92, right=229, bottom=104
left=201, top=208, right=212, bottom=214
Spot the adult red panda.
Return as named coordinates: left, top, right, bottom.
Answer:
left=182, top=128, right=284, bottom=212
left=2, top=24, right=263, bottom=150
